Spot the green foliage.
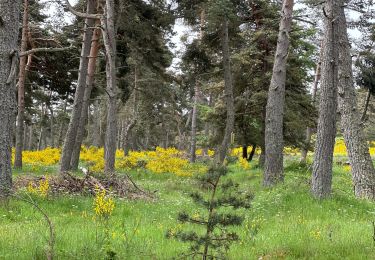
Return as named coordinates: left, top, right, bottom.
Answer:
left=167, top=165, right=253, bottom=259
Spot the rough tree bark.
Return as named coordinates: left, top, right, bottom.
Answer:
left=217, top=18, right=235, bottom=164
left=311, top=0, right=340, bottom=199
left=337, top=2, right=375, bottom=199
left=102, top=0, right=118, bottom=173
left=263, top=0, right=294, bottom=187
left=60, top=0, right=95, bottom=172
left=70, top=24, right=101, bottom=170
left=0, top=0, right=21, bottom=197
left=14, top=0, right=29, bottom=168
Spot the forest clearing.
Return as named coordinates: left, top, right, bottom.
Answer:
left=2, top=144, right=375, bottom=259
left=2, top=0, right=375, bottom=259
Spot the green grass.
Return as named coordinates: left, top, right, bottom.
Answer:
left=1, top=160, right=375, bottom=259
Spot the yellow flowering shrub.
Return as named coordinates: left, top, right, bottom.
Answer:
left=12, top=147, right=61, bottom=167
left=27, top=178, right=49, bottom=198
left=93, top=188, right=115, bottom=219
left=238, top=157, right=250, bottom=170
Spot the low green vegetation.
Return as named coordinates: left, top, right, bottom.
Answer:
left=1, top=160, right=375, bottom=259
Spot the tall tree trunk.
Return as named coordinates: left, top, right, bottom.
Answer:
left=60, top=0, right=95, bottom=173
left=0, top=0, right=20, bottom=197
left=190, top=83, right=198, bottom=162
left=300, top=43, right=322, bottom=164
left=102, top=0, right=118, bottom=173
left=263, top=0, right=294, bottom=187
left=14, top=0, right=29, bottom=169
left=70, top=25, right=101, bottom=170
left=190, top=9, right=205, bottom=163
left=248, top=144, right=257, bottom=162
left=57, top=98, right=68, bottom=147
left=28, top=124, right=33, bottom=150
left=49, top=106, right=54, bottom=148
left=217, top=19, right=235, bottom=164
left=337, top=3, right=375, bottom=200
left=92, top=99, right=101, bottom=147
left=361, top=89, right=371, bottom=122
left=311, top=0, right=340, bottom=199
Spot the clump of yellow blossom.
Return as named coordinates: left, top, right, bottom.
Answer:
left=27, top=178, right=50, bottom=198
left=238, top=157, right=250, bottom=170
left=93, top=188, right=115, bottom=219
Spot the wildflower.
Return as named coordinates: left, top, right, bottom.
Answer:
left=93, top=188, right=115, bottom=219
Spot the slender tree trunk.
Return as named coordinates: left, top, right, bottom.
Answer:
left=242, top=145, right=248, bottom=159
left=49, top=107, right=54, bottom=147
left=60, top=0, right=95, bottom=173
left=311, top=0, right=339, bottom=199
left=248, top=144, right=257, bottom=162
left=259, top=107, right=266, bottom=167
left=57, top=98, right=68, bottom=147
left=217, top=19, right=235, bottom=164
left=0, top=0, right=20, bottom=197
left=38, top=104, right=45, bottom=150
left=337, top=3, right=375, bottom=200
left=263, top=0, right=294, bottom=187
left=70, top=25, right=101, bottom=170
left=92, top=99, right=101, bottom=147
left=14, top=0, right=29, bottom=169
left=102, top=0, right=118, bottom=173
left=190, top=83, right=198, bottom=162
left=28, top=124, right=33, bottom=150
left=300, top=43, right=322, bottom=164
left=190, top=9, right=205, bottom=163
left=361, top=89, right=371, bottom=122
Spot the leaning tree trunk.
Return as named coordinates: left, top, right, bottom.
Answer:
left=70, top=25, right=101, bottom=170
left=217, top=19, right=235, bottom=164
left=60, top=0, right=95, bottom=173
left=102, top=0, right=118, bottom=173
left=311, top=0, right=340, bottom=199
left=14, top=0, right=29, bottom=169
left=337, top=2, right=375, bottom=200
left=263, top=0, right=294, bottom=187
left=0, top=0, right=21, bottom=197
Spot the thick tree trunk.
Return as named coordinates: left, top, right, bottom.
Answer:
left=300, top=44, right=322, bottom=164
left=311, top=0, right=340, bottom=199
left=102, top=0, right=118, bottom=173
left=263, top=0, right=294, bottom=187
left=0, top=0, right=20, bottom=197
left=60, top=0, right=95, bottom=173
left=70, top=25, right=101, bottom=170
left=337, top=3, right=375, bottom=200
left=14, top=0, right=29, bottom=168
left=217, top=19, right=235, bottom=164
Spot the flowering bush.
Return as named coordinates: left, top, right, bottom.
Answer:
left=27, top=178, right=50, bottom=198
left=12, top=147, right=61, bottom=167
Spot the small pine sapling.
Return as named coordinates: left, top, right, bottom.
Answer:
left=167, top=165, right=253, bottom=259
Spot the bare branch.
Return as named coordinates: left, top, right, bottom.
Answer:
left=64, top=0, right=102, bottom=19
left=20, top=47, right=74, bottom=57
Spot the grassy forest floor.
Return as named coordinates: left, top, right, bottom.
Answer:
left=1, top=159, right=375, bottom=259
